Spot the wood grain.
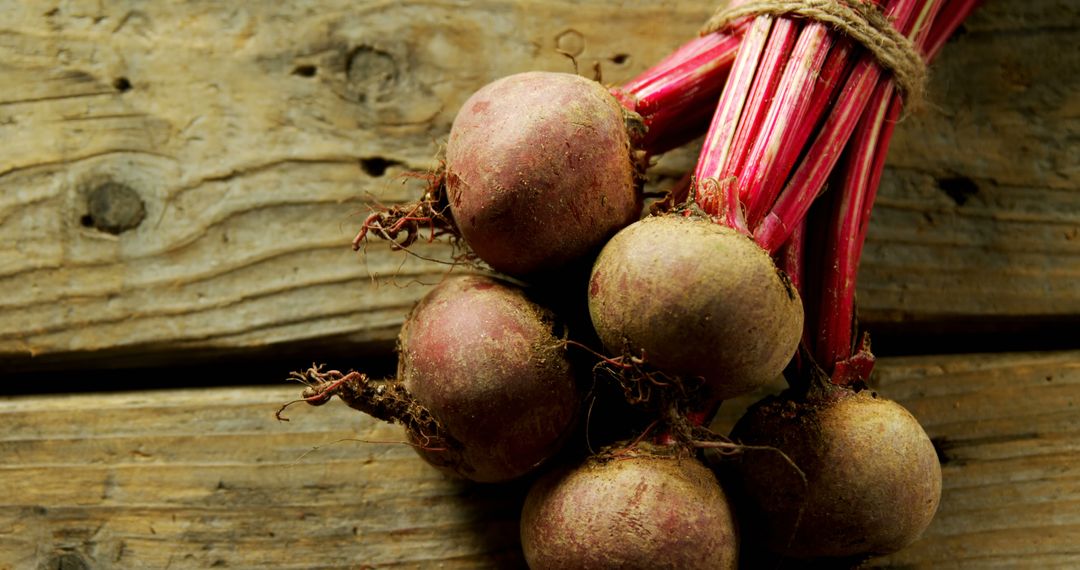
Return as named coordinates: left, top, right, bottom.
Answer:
left=1, top=0, right=1077, bottom=371
left=1, top=351, right=1076, bottom=569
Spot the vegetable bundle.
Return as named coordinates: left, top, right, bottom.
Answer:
left=284, top=0, right=982, bottom=566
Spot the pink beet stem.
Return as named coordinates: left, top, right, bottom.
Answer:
left=623, top=33, right=731, bottom=90
left=815, top=0, right=980, bottom=371
left=622, top=0, right=753, bottom=84
left=815, top=80, right=898, bottom=369
left=614, top=20, right=751, bottom=156
left=753, top=0, right=927, bottom=254
left=713, top=15, right=800, bottom=234
left=622, top=24, right=746, bottom=102
left=692, top=15, right=774, bottom=226
left=723, top=18, right=799, bottom=186
left=740, top=21, right=834, bottom=228
left=765, top=35, right=858, bottom=217
left=753, top=54, right=883, bottom=255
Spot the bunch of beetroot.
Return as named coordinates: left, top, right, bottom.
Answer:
left=284, top=1, right=981, bottom=567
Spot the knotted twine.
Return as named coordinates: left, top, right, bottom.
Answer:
left=701, top=0, right=927, bottom=110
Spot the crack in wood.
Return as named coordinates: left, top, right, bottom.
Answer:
left=0, top=90, right=117, bottom=108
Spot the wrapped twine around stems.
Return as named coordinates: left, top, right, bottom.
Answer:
left=702, top=0, right=927, bottom=109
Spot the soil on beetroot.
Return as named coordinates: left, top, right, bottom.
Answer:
left=521, top=443, right=738, bottom=570
left=727, top=385, right=942, bottom=560
left=589, top=214, right=804, bottom=404
left=283, top=274, right=582, bottom=484
left=445, top=71, right=644, bottom=277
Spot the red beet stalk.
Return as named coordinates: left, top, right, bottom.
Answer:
left=690, top=0, right=967, bottom=259
left=813, top=0, right=985, bottom=377
left=611, top=19, right=751, bottom=156
left=692, top=15, right=774, bottom=231
left=692, top=1, right=902, bottom=233
left=752, top=0, right=930, bottom=254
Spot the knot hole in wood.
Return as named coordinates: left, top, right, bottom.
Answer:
left=346, top=45, right=399, bottom=105
left=556, top=29, right=585, bottom=57
left=81, top=181, right=146, bottom=235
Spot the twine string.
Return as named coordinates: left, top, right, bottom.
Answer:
left=702, top=0, right=926, bottom=107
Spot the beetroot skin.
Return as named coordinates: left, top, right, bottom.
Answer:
left=588, top=215, right=803, bottom=401
left=521, top=446, right=738, bottom=569
left=398, top=274, right=579, bottom=483
left=446, top=71, right=642, bottom=276
left=730, top=388, right=942, bottom=559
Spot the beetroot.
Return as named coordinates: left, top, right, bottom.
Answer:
left=588, top=214, right=803, bottom=402
left=521, top=444, right=738, bottom=569
left=358, top=34, right=748, bottom=275
left=730, top=386, right=942, bottom=560
left=445, top=71, right=642, bottom=276
left=397, top=274, right=579, bottom=481
left=289, top=274, right=579, bottom=483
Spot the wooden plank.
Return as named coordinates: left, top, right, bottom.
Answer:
left=1, top=0, right=1077, bottom=370
left=0, top=388, right=531, bottom=569
left=864, top=351, right=1080, bottom=568
left=0, top=351, right=1077, bottom=568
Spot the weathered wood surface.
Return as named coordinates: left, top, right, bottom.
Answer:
left=0, top=0, right=1076, bottom=371
left=1, top=351, right=1077, bottom=569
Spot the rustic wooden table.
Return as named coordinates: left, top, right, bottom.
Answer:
left=1, top=1, right=1077, bottom=568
